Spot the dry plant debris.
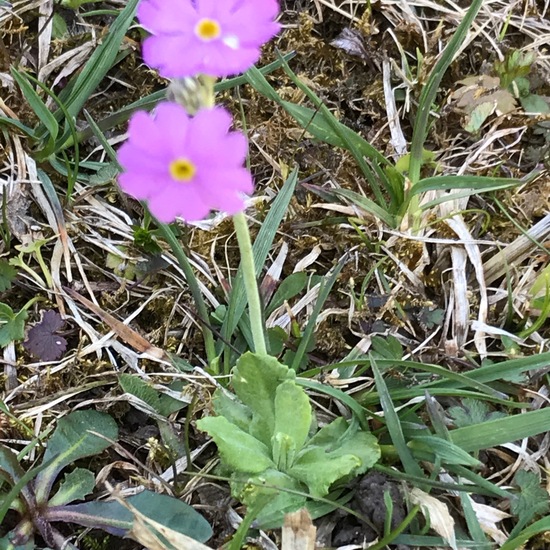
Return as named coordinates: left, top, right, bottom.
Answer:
left=0, top=0, right=550, bottom=548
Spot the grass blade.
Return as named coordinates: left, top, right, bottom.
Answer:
left=56, top=0, right=138, bottom=123
left=450, top=407, right=550, bottom=452
left=408, top=0, right=484, bottom=183
left=411, top=174, right=522, bottom=196
left=371, top=356, right=425, bottom=479
left=11, top=68, right=58, bottom=147
left=291, top=257, right=345, bottom=371
left=500, top=516, right=550, bottom=550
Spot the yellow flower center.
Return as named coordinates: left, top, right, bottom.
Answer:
left=195, top=18, right=221, bottom=41
left=169, top=158, right=196, bottom=182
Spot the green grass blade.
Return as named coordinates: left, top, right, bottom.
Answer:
left=56, top=0, right=138, bottom=122
left=0, top=115, right=36, bottom=138
left=245, top=65, right=398, bottom=214
left=500, top=516, right=550, bottom=550
left=460, top=492, right=487, bottom=544
left=373, top=464, right=506, bottom=498
left=408, top=0, right=484, bottom=184
left=411, top=174, right=522, bottom=196
left=291, top=258, right=345, bottom=371
left=14, top=71, right=81, bottom=196
left=277, top=59, right=392, bottom=209
left=319, top=358, right=506, bottom=400
left=395, top=534, right=491, bottom=549
left=450, top=464, right=513, bottom=499
left=11, top=68, right=58, bottom=146
left=433, top=351, right=550, bottom=387
left=83, top=109, right=118, bottom=163
left=450, top=407, right=550, bottom=452
left=371, top=356, right=425, bottom=479
left=330, top=188, right=397, bottom=227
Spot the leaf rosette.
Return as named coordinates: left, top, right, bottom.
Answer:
left=197, top=352, right=380, bottom=525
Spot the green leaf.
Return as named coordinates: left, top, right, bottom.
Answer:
left=290, top=420, right=380, bottom=497
left=272, top=380, right=312, bottom=470
left=266, top=272, right=308, bottom=315
left=119, top=373, right=163, bottom=413
left=464, top=101, right=495, bottom=132
left=231, top=468, right=306, bottom=527
left=303, top=417, right=380, bottom=471
left=520, top=93, right=550, bottom=114
left=290, top=447, right=360, bottom=497
left=232, top=352, right=293, bottom=446
left=0, top=261, right=17, bottom=292
left=266, top=326, right=288, bottom=356
left=0, top=304, right=27, bottom=347
left=48, top=468, right=95, bottom=506
left=370, top=335, right=403, bottom=362
left=395, top=149, right=437, bottom=174
left=212, top=389, right=252, bottom=432
left=89, top=162, right=119, bottom=186
left=448, top=398, right=506, bottom=428
left=237, top=470, right=307, bottom=527
left=196, top=416, right=274, bottom=473
left=58, top=490, right=212, bottom=542
left=511, top=470, right=550, bottom=524
left=0, top=444, right=26, bottom=486
left=34, top=410, right=118, bottom=503
left=409, top=435, right=481, bottom=467
left=52, top=13, right=69, bottom=39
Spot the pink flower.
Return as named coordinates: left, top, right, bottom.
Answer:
left=137, top=0, right=280, bottom=78
left=117, top=103, right=253, bottom=223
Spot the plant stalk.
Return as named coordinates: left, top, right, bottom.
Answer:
left=232, top=212, right=267, bottom=355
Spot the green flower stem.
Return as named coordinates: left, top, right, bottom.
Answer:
left=232, top=211, right=267, bottom=355
left=154, top=220, right=216, bottom=366
left=228, top=495, right=270, bottom=550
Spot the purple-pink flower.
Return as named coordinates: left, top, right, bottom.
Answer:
left=117, top=103, right=253, bottom=223
left=137, top=0, right=280, bottom=78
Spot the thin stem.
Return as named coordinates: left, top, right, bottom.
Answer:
left=232, top=211, right=267, bottom=355
left=154, top=220, right=216, bottom=366
left=228, top=495, right=270, bottom=550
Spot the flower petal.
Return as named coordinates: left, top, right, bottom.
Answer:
left=117, top=105, right=254, bottom=224
left=118, top=172, right=166, bottom=200
left=142, top=35, right=200, bottom=78
left=137, top=0, right=197, bottom=34
left=124, top=111, right=169, bottom=161
left=139, top=0, right=280, bottom=78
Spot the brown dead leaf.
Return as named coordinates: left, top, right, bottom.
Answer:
left=449, top=74, right=517, bottom=132
left=282, top=508, right=316, bottom=550
left=63, top=286, right=167, bottom=360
